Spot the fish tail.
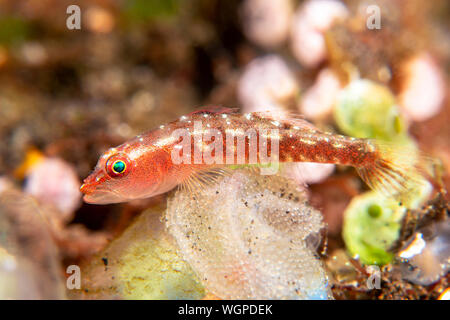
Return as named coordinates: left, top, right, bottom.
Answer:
left=356, top=140, right=435, bottom=200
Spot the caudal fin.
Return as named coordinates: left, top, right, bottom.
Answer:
left=356, top=140, right=435, bottom=200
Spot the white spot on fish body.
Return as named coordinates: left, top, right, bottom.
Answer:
left=299, top=138, right=316, bottom=145
left=154, top=135, right=178, bottom=148
left=128, top=147, right=148, bottom=160
left=225, top=128, right=244, bottom=136
left=271, top=120, right=280, bottom=127
left=366, top=142, right=376, bottom=152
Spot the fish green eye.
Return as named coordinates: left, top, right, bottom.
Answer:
left=112, top=160, right=126, bottom=174
left=106, top=154, right=130, bottom=177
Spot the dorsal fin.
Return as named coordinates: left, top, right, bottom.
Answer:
left=251, top=110, right=319, bottom=132
left=188, top=106, right=240, bottom=116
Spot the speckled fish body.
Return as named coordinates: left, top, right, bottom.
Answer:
left=81, top=108, right=422, bottom=204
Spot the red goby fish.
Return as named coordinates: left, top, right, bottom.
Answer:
left=80, top=108, right=426, bottom=204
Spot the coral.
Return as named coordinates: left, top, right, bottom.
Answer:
left=291, top=0, right=348, bottom=68
left=398, top=52, right=445, bottom=122
left=241, top=0, right=293, bottom=48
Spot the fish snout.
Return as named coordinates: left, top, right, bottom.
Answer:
left=79, top=182, right=90, bottom=194
left=79, top=172, right=106, bottom=198
left=79, top=173, right=126, bottom=204
left=79, top=174, right=98, bottom=195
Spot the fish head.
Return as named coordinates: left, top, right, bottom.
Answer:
left=80, top=142, right=166, bottom=204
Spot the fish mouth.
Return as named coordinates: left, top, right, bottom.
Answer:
left=80, top=175, right=126, bottom=204
left=81, top=186, right=126, bottom=204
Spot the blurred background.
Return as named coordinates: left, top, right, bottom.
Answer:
left=0, top=0, right=448, bottom=299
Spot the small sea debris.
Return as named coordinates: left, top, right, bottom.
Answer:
left=24, top=156, right=82, bottom=220
left=291, top=0, right=348, bottom=68
left=398, top=220, right=449, bottom=286
left=438, top=288, right=450, bottom=300
left=241, top=0, right=293, bottom=48
left=166, top=169, right=331, bottom=299
left=85, top=6, right=115, bottom=34
left=300, top=68, right=342, bottom=120
left=398, top=52, right=445, bottom=122
left=19, top=41, right=47, bottom=66
left=325, top=249, right=358, bottom=284
left=334, top=79, right=407, bottom=141
left=69, top=206, right=204, bottom=300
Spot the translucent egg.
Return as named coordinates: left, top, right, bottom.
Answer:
left=166, top=169, right=331, bottom=299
